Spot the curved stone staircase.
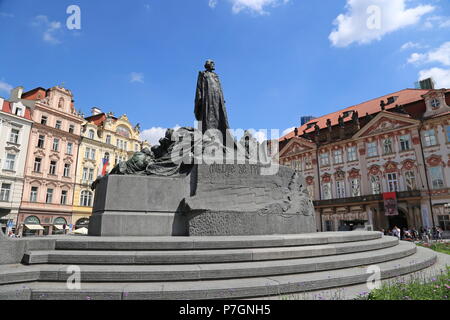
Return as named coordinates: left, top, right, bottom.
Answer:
left=0, top=232, right=438, bottom=300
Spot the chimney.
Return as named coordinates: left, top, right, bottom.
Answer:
left=9, top=86, right=24, bottom=101
left=91, top=107, right=102, bottom=116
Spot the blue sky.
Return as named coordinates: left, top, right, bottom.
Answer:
left=0, top=0, right=449, bottom=144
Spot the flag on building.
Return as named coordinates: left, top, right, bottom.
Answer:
left=383, top=192, right=399, bottom=216
left=100, top=157, right=109, bottom=177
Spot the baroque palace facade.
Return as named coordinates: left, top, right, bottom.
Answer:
left=279, top=87, right=450, bottom=234
left=0, top=86, right=148, bottom=236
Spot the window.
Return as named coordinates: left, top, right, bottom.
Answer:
left=37, top=135, right=45, bottom=148
left=325, top=220, right=334, bottom=232
left=80, top=190, right=93, bottom=207
left=430, top=99, right=441, bottom=110
left=404, top=171, right=416, bottom=191
left=370, top=175, right=381, bottom=195
left=49, top=161, right=57, bottom=175
left=9, top=128, right=19, bottom=144
left=430, top=167, right=444, bottom=189
left=88, top=130, right=95, bottom=139
left=63, top=164, right=71, bottom=177
left=320, top=153, right=329, bottom=166
left=90, top=149, right=96, bottom=160
left=14, top=106, right=23, bottom=116
left=88, top=168, right=95, bottom=181
left=336, top=181, right=346, bottom=199
left=438, top=215, right=450, bottom=231
left=399, top=135, right=411, bottom=151
left=347, top=147, right=357, bottom=162
left=30, top=187, right=38, bottom=202
left=106, top=135, right=111, bottom=144
left=67, top=143, right=73, bottom=155
left=446, top=126, right=450, bottom=142
left=305, top=157, right=312, bottom=170
left=46, top=189, right=54, bottom=204
left=351, top=179, right=361, bottom=197
left=4, top=154, right=16, bottom=171
left=333, top=150, right=343, bottom=164
left=52, top=138, right=59, bottom=152
left=34, top=158, right=42, bottom=172
left=383, top=138, right=393, bottom=155
left=60, top=190, right=68, bottom=205
left=322, top=182, right=332, bottom=200
left=84, top=148, right=90, bottom=159
left=69, top=125, right=75, bottom=134
left=0, top=183, right=11, bottom=202
left=423, top=130, right=437, bottom=147
left=82, top=168, right=89, bottom=181
left=55, top=120, right=62, bottom=130
left=40, top=115, right=48, bottom=125
left=292, top=160, right=302, bottom=171
left=367, top=142, right=378, bottom=157
left=387, top=173, right=399, bottom=192
left=104, top=152, right=110, bottom=161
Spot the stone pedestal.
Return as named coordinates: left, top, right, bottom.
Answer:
left=89, top=164, right=316, bottom=236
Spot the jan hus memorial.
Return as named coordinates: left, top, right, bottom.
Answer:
left=88, top=60, right=316, bottom=237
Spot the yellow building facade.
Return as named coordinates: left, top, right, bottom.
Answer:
left=72, top=108, right=150, bottom=227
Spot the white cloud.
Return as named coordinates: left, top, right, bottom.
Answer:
left=209, top=0, right=218, bottom=8
left=329, top=0, right=434, bottom=47
left=423, top=15, right=450, bottom=29
left=140, top=125, right=181, bottom=146
left=408, top=42, right=450, bottom=66
left=408, top=52, right=426, bottom=64
left=419, top=68, right=450, bottom=89
left=0, top=80, right=13, bottom=94
left=130, top=72, right=144, bottom=83
left=209, top=0, right=289, bottom=15
left=401, top=41, right=424, bottom=51
left=32, top=15, right=62, bottom=44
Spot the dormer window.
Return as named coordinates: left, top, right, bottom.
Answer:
left=14, top=107, right=23, bottom=116
left=88, top=129, right=95, bottom=140
left=430, top=99, right=440, bottom=110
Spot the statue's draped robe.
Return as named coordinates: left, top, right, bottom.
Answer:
left=195, top=71, right=231, bottom=140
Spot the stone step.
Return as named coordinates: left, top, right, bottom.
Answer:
left=23, top=236, right=398, bottom=265
left=0, top=247, right=436, bottom=300
left=53, top=231, right=382, bottom=251
left=6, top=241, right=413, bottom=285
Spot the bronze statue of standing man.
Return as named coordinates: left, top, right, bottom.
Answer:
left=194, top=60, right=231, bottom=141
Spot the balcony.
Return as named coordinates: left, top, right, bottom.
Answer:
left=313, top=190, right=422, bottom=207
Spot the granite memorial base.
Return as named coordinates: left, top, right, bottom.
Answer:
left=89, top=164, right=316, bottom=237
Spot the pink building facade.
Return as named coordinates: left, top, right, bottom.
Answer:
left=17, top=86, right=84, bottom=236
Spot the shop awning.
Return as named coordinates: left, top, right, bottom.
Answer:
left=53, top=225, right=69, bottom=230
left=25, top=224, right=44, bottom=231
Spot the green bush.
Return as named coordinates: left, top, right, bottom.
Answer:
left=417, top=242, right=450, bottom=255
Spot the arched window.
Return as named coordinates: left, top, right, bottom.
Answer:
left=54, top=217, right=67, bottom=225
left=24, top=216, right=40, bottom=225
left=88, top=129, right=95, bottom=140
left=80, top=190, right=93, bottom=207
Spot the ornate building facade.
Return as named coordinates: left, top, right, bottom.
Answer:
left=0, top=90, right=33, bottom=233
left=279, top=88, right=450, bottom=234
left=16, top=86, right=84, bottom=236
left=72, top=108, right=149, bottom=227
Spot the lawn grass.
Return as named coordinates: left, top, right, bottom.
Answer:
left=417, top=242, right=450, bottom=255
left=359, top=267, right=450, bottom=300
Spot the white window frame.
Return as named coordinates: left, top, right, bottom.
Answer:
left=367, top=142, right=378, bottom=157
left=9, top=128, right=20, bottom=144
left=387, top=173, right=399, bottom=192
left=429, top=167, right=445, bottom=189
left=4, top=154, right=16, bottom=171
left=423, top=130, right=437, bottom=147
left=0, top=183, right=11, bottom=202
left=347, top=147, right=357, bottom=162
left=336, top=180, right=346, bottom=199
left=320, top=153, right=330, bottom=166
left=333, top=150, right=343, bottom=164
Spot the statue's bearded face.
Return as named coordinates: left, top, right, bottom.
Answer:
left=205, top=60, right=215, bottom=71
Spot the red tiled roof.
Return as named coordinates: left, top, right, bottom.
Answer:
left=85, top=113, right=118, bottom=126
left=280, top=88, right=433, bottom=141
left=1, top=100, right=32, bottom=121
